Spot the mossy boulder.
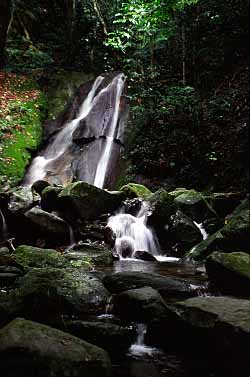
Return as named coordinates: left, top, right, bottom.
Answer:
left=171, top=189, right=216, bottom=222
left=58, top=181, right=125, bottom=220
left=185, top=199, right=250, bottom=261
left=0, top=318, right=111, bottom=377
left=8, top=186, right=36, bottom=215
left=40, top=186, right=62, bottom=212
left=24, top=206, right=71, bottom=243
left=14, top=268, right=110, bottom=324
left=120, top=183, right=152, bottom=198
left=206, top=252, right=250, bottom=296
left=15, top=245, right=68, bottom=269
left=64, top=320, right=135, bottom=355
left=65, top=243, right=113, bottom=267
left=170, top=210, right=202, bottom=246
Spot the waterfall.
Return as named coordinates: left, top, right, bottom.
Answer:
left=94, top=74, right=125, bottom=188
left=107, top=201, right=160, bottom=259
left=24, top=73, right=127, bottom=188
left=129, top=323, right=157, bottom=356
left=193, top=221, right=209, bottom=240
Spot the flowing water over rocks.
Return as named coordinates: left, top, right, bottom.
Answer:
left=24, top=73, right=128, bottom=189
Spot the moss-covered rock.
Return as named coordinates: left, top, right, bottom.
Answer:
left=8, top=186, right=36, bottom=215
left=14, top=268, right=110, bottom=324
left=120, top=183, right=152, bottom=198
left=185, top=199, right=250, bottom=261
left=40, top=185, right=62, bottom=212
left=0, top=318, right=111, bottom=377
left=65, top=243, right=113, bottom=267
left=24, top=206, right=70, bottom=243
left=170, top=210, right=202, bottom=246
left=206, top=252, right=250, bottom=296
left=58, top=181, right=125, bottom=220
left=15, top=245, right=68, bottom=269
left=172, top=189, right=217, bottom=221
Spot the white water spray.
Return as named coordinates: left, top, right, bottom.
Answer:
left=0, top=209, right=8, bottom=240
left=129, top=323, right=157, bottom=356
left=193, top=221, right=209, bottom=240
left=108, top=202, right=159, bottom=258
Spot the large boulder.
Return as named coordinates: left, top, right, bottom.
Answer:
left=206, top=252, right=250, bottom=297
left=102, top=271, right=196, bottom=300
left=65, top=243, right=113, bottom=267
left=185, top=199, right=250, bottom=261
left=24, top=206, right=71, bottom=243
left=40, top=186, right=62, bottom=212
left=148, top=297, right=250, bottom=377
left=13, top=268, right=110, bottom=325
left=169, top=210, right=202, bottom=246
left=7, top=186, right=37, bottom=215
left=0, top=318, right=111, bottom=377
left=15, top=245, right=68, bottom=269
left=113, top=286, right=168, bottom=322
left=119, top=183, right=152, bottom=198
left=170, top=189, right=217, bottom=222
left=57, top=181, right=125, bottom=221
left=65, top=320, right=135, bottom=355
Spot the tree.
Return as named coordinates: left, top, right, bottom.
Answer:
left=0, top=0, right=13, bottom=67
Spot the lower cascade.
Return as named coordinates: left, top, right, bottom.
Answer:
left=107, top=201, right=160, bottom=259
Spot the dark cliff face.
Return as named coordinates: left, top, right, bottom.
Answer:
left=24, top=72, right=129, bottom=189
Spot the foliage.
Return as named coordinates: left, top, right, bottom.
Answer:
left=0, top=72, right=47, bottom=187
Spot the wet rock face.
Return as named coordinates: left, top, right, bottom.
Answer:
left=206, top=251, right=250, bottom=297
left=0, top=318, right=112, bottom=377
left=65, top=243, right=114, bottom=267
left=102, top=271, right=196, bottom=300
left=148, top=296, right=250, bottom=377
left=113, top=286, right=168, bottom=323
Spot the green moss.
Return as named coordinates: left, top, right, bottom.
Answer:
left=15, top=245, right=68, bottom=269
left=120, top=183, right=152, bottom=198
left=207, top=252, right=250, bottom=278
left=0, top=78, right=47, bottom=187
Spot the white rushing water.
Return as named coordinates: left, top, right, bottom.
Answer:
left=24, top=74, right=126, bottom=187
left=193, top=221, right=209, bottom=240
left=129, top=323, right=157, bottom=357
left=93, top=73, right=126, bottom=188
left=108, top=202, right=160, bottom=259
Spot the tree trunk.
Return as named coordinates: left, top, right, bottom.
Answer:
left=0, top=0, right=12, bottom=67
left=181, top=23, right=186, bottom=86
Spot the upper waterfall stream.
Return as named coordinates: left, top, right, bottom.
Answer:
left=24, top=73, right=127, bottom=189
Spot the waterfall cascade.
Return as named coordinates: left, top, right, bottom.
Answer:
left=129, top=323, right=157, bottom=356
left=24, top=73, right=127, bottom=189
left=0, top=209, right=8, bottom=240
left=193, top=221, right=209, bottom=240
left=107, top=201, right=160, bottom=259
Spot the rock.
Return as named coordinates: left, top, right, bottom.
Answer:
left=170, top=210, right=202, bottom=246
left=120, top=183, right=152, bottom=198
left=185, top=200, right=250, bottom=261
left=147, top=189, right=177, bottom=244
left=8, top=186, right=37, bottom=215
left=15, top=245, right=68, bottom=269
left=31, top=180, right=50, bottom=196
left=113, top=286, right=168, bottom=322
left=65, top=320, right=135, bottom=355
left=148, top=297, right=250, bottom=377
left=24, top=206, right=70, bottom=241
left=58, top=181, right=125, bottom=221
left=115, top=236, right=134, bottom=258
left=171, top=189, right=217, bottom=221
left=133, top=250, right=157, bottom=262
left=102, top=272, right=195, bottom=300
left=0, top=291, right=23, bottom=328
left=206, top=252, right=250, bottom=296
left=40, top=186, right=62, bottom=212
left=0, top=272, right=18, bottom=286
left=104, top=226, right=116, bottom=247
left=14, top=268, right=110, bottom=324
left=0, top=318, right=111, bottom=377
left=65, top=243, right=113, bottom=267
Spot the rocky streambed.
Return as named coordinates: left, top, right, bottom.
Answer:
left=0, top=181, right=249, bottom=377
